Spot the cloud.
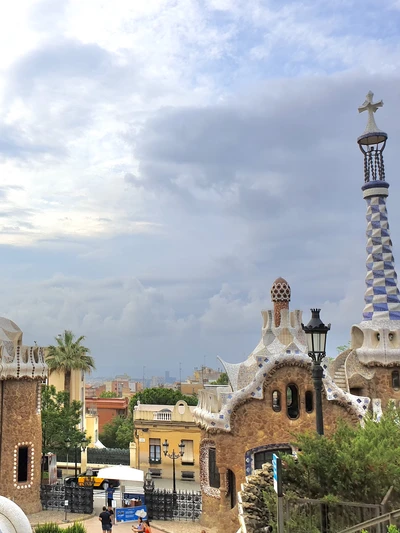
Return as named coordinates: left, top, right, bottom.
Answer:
left=0, top=0, right=398, bottom=376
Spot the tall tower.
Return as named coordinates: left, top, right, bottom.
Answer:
left=351, top=92, right=400, bottom=364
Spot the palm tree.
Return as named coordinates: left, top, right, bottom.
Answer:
left=46, top=330, right=95, bottom=396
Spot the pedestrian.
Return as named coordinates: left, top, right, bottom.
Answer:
left=132, top=516, right=144, bottom=532
left=99, top=506, right=112, bottom=532
left=143, top=520, right=152, bottom=533
left=107, top=504, right=114, bottom=531
left=107, top=486, right=115, bottom=507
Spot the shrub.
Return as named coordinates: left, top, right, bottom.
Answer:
left=65, top=523, right=86, bottom=533
left=34, top=523, right=86, bottom=533
left=34, top=525, right=61, bottom=533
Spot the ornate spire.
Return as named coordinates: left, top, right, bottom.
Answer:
left=357, top=91, right=388, bottom=183
left=357, top=92, right=400, bottom=321
left=271, top=277, right=290, bottom=327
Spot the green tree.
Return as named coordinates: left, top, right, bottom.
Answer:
left=129, top=387, right=198, bottom=413
left=283, top=405, right=400, bottom=504
left=46, top=330, right=95, bottom=395
left=336, top=341, right=351, bottom=354
left=99, top=391, right=118, bottom=398
left=41, top=385, right=87, bottom=454
left=210, top=372, right=229, bottom=385
left=99, top=416, right=134, bottom=449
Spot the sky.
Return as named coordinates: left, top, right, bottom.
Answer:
left=1, top=0, right=400, bottom=379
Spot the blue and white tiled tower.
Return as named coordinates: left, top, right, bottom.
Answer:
left=352, top=92, right=400, bottom=364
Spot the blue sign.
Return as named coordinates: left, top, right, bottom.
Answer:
left=123, top=492, right=144, bottom=503
left=272, top=454, right=278, bottom=493
left=272, top=453, right=283, bottom=496
left=115, top=505, right=148, bottom=523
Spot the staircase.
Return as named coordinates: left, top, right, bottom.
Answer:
left=333, top=364, right=348, bottom=392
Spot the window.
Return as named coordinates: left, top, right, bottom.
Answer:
left=182, top=439, right=194, bottom=465
left=208, top=448, right=220, bottom=488
left=305, top=391, right=313, bottom=413
left=254, top=447, right=291, bottom=470
left=392, top=371, right=400, bottom=390
left=287, top=384, right=299, bottom=419
left=227, top=469, right=236, bottom=508
left=18, top=446, right=29, bottom=483
left=272, top=390, right=281, bottom=412
left=149, top=438, right=161, bottom=464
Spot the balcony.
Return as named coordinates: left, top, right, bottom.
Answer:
left=153, top=411, right=172, bottom=421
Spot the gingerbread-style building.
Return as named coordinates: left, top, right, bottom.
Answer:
left=194, top=92, right=400, bottom=532
left=0, top=317, right=47, bottom=514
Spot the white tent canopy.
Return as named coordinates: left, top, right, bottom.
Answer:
left=97, top=465, right=144, bottom=482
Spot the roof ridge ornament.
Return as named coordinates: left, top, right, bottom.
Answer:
left=358, top=91, right=385, bottom=139
left=357, top=91, right=388, bottom=182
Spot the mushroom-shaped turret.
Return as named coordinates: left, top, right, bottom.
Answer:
left=271, top=277, right=291, bottom=327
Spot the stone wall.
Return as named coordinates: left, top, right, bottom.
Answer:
left=348, top=366, right=400, bottom=406
left=201, top=365, right=358, bottom=533
left=0, top=380, right=42, bottom=514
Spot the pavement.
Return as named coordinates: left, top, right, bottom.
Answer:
left=57, top=515, right=214, bottom=533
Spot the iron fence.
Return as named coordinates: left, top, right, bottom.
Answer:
left=284, top=497, right=382, bottom=533
left=145, top=489, right=202, bottom=521
left=87, top=447, right=130, bottom=465
left=41, top=484, right=93, bottom=514
left=56, top=447, right=130, bottom=466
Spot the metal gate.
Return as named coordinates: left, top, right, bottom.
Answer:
left=41, top=484, right=94, bottom=514
left=145, top=489, right=201, bottom=521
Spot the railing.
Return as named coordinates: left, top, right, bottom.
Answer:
left=145, top=489, right=201, bottom=521
left=154, top=411, right=172, bottom=421
left=284, top=497, right=382, bottom=533
left=338, top=508, right=400, bottom=533
left=41, top=485, right=93, bottom=514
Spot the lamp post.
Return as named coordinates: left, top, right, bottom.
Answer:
left=73, top=437, right=89, bottom=478
left=65, top=437, right=71, bottom=481
left=162, top=440, right=185, bottom=494
left=302, top=309, right=331, bottom=436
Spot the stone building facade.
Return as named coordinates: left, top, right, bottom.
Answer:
left=193, top=92, right=400, bottom=532
left=0, top=317, right=47, bottom=514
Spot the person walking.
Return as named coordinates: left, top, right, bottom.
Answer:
left=99, top=505, right=112, bottom=532
left=107, top=504, right=115, bottom=531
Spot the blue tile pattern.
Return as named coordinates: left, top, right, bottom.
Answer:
left=363, top=195, right=400, bottom=320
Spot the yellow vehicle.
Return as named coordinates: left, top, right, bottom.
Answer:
left=77, top=468, right=120, bottom=489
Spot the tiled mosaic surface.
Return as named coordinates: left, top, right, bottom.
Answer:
left=194, top=351, right=370, bottom=432
left=199, top=439, right=221, bottom=499
left=363, top=195, right=400, bottom=321
left=244, top=443, right=292, bottom=476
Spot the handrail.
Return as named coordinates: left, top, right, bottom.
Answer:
left=338, top=508, right=400, bottom=533
left=343, top=355, right=350, bottom=392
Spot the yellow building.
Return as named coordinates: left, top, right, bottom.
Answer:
left=85, top=409, right=99, bottom=448
left=133, top=400, right=200, bottom=482
left=47, top=368, right=87, bottom=431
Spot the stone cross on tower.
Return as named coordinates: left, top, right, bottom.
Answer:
left=358, top=90, right=384, bottom=136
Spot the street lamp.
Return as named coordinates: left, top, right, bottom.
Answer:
left=163, top=439, right=185, bottom=494
left=65, top=437, right=71, bottom=481
left=73, top=437, right=89, bottom=478
left=302, top=308, right=331, bottom=436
